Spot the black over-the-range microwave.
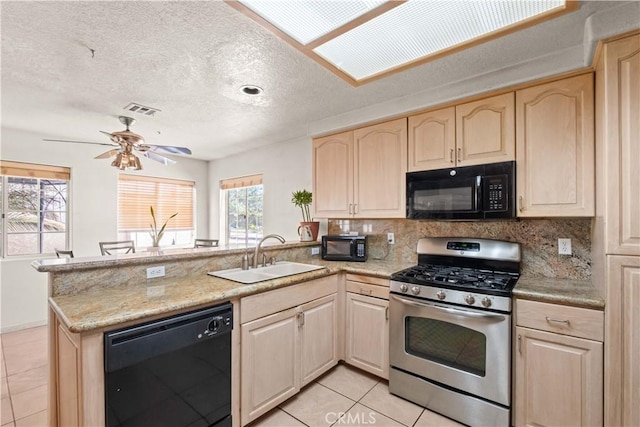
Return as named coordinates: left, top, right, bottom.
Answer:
left=406, top=161, right=516, bottom=220
left=321, top=235, right=367, bottom=262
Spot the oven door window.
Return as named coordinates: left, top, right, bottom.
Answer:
left=405, top=316, right=486, bottom=376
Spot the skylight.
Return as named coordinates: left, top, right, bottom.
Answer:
left=230, top=0, right=575, bottom=85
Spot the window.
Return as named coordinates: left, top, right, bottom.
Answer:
left=221, top=174, right=263, bottom=246
left=0, top=161, right=70, bottom=257
left=118, top=175, right=195, bottom=248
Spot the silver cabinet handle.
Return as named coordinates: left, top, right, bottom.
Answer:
left=348, top=204, right=353, bottom=215
left=518, top=196, right=525, bottom=212
left=353, top=203, right=358, bottom=215
left=518, top=334, right=522, bottom=354
left=449, top=149, right=454, bottom=163
left=545, top=317, right=570, bottom=326
left=360, top=287, right=372, bottom=295
left=457, top=147, right=462, bottom=163
left=385, top=306, right=389, bottom=321
left=296, top=312, right=305, bottom=328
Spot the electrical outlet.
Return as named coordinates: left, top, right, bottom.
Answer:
left=387, top=232, right=395, bottom=244
left=147, top=266, right=165, bottom=279
left=311, top=247, right=320, bottom=255
left=558, top=238, right=572, bottom=255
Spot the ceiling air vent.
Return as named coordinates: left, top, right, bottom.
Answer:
left=123, top=103, right=161, bottom=117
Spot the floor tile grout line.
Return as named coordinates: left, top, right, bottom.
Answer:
left=277, top=405, right=311, bottom=426
left=329, top=400, right=359, bottom=427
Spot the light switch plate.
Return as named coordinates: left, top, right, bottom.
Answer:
left=147, top=266, right=165, bottom=278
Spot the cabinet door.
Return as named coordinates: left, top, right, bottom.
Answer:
left=408, top=107, right=456, bottom=171
left=516, top=74, right=595, bottom=217
left=345, top=293, right=389, bottom=379
left=299, top=294, right=338, bottom=385
left=241, top=308, right=299, bottom=424
left=598, top=34, right=640, bottom=255
left=455, top=92, right=515, bottom=167
left=515, top=326, right=603, bottom=427
left=353, top=118, right=407, bottom=218
left=605, top=255, right=640, bottom=427
left=312, top=131, right=353, bottom=218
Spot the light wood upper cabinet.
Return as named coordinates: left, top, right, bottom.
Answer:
left=408, top=107, right=456, bottom=171
left=516, top=73, right=595, bottom=217
left=456, top=92, right=515, bottom=167
left=313, top=118, right=407, bottom=218
left=312, top=131, right=353, bottom=218
left=353, top=118, right=407, bottom=217
left=596, top=34, right=640, bottom=255
left=408, top=93, right=515, bottom=172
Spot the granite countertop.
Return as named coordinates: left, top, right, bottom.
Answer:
left=513, top=276, right=604, bottom=310
left=50, top=258, right=414, bottom=333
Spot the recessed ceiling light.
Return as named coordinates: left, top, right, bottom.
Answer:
left=241, top=85, right=263, bottom=95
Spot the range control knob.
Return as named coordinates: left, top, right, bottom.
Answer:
left=399, top=284, right=409, bottom=293
left=481, top=297, right=492, bottom=308
left=411, top=286, right=421, bottom=295
left=436, top=290, right=446, bottom=300
left=465, top=294, right=476, bottom=305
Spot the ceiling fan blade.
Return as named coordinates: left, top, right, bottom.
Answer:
left=94, top=149, right=120, bottom=159
left=145, top=144, right=192, bottom=155
left=143, top=151, right=177, bottom=165
left=43, top=138, right=116, bottom=147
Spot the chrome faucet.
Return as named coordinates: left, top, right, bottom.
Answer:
left=253, top=234, right=285, bottom=268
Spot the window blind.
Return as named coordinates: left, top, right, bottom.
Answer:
left=220, top=174, right=263, bottom=190
left=0, top=160, right=70, bottom=180
left=118, top=174, right=194, bottom=231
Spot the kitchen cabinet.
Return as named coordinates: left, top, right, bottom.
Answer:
left=408, top=93, right=514, bottom=172
left=344, top=274, right=390, bottom=379
left=515, top=73, right=595, bottom=217
left=240, top=276, right=338, bottom=425
left=49, top=310, right=106, bottom=427
left=313, top=118, right=407, bottom=218
left=594, top=32, right=640, bottom=427
left=514, top=299, right=603, bottom=426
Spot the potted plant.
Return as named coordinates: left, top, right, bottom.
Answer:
left=149, top=206, right=178, bottom=250
left=291, top=189, right=319, bottom=241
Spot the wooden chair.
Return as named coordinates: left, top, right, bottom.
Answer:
left=194, top=239, right=219, bottom=248
left=55, top=249, right=74, bottom=258
left=99, top=240, right=135, bottom=255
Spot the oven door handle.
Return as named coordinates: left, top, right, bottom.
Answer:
left=390, top=294, right=506, bottom=320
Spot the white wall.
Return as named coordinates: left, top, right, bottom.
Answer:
left=0, top=127, right=209, bottom=332
left=209, top=135, right=326, bottom=243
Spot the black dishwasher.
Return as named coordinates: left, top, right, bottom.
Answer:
left=105, top=302, right=233, bottom=427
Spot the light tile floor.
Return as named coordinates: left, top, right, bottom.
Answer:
left=1, top=326, right=49, bottom=427
left=250, top=364, right=464, bottom=427
left=1, top=326, right=463, bottom=427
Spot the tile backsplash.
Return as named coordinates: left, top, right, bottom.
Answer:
left=328, top=218, right=592, bottom=280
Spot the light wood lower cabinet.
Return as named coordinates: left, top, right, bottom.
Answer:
left=240, top=277, right=339, bottom=425
left=515, top=300, right=603, bottom=426
left=345, top=293, right=389, bottom=379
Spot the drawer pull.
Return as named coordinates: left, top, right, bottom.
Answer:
left=360, top=288, right=372, bottom=295
left=546, top=316, right=570, bottom=326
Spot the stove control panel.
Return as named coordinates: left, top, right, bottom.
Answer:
left=390, top=280, right=511, bottom=313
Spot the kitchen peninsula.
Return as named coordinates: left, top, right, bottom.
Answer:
left=33, top=242, right=410, bottom=427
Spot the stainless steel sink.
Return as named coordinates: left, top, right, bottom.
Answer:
left=208, top=262, right=325, bottom=284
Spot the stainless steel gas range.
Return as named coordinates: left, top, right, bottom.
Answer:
left=388, top=237, right=521, bottom=427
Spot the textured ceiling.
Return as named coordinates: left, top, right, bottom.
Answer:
left=0, top=1, right=635, bottom=161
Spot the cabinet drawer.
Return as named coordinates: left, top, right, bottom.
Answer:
left=346, top=281, right=389, bottom=300
left=240, top=275, right=338, bottom=324
left=345, top=274, right=389, bottom=288
left=516, top=299, right=603, bottom=341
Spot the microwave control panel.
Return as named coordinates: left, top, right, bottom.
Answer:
left=484, top=175, right=508, bottom=211
left=356, top=240, right=366, bottom=258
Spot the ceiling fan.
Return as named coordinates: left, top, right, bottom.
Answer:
left=44, top=116, right=192, bottom=170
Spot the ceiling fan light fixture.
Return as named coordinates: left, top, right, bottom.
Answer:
left=111, top=152, right=143, bottom=170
